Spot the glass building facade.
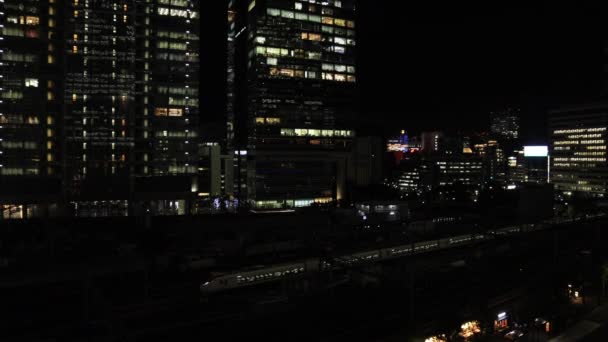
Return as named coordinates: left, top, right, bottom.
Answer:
left=1, top=0, right=201, bottom=217
left=490, top=108, right=520, bottom=141
left=550, top=104, right=608, bottom=198
left=230, top=0, right=358, bottom=208
left=1, top=0, right=62, bottom=218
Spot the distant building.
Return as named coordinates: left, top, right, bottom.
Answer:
left=387, top=130, right=409, bottom=153
left=508, top=150, right=527, bottom=185
left=354, top=201, right=408, bottom=223
left=421, top=155, right=483, bottom=201
left=350, top=137, right=384, bottom=187
left=507, top=147, right=549, bottom=187
left=549, top=104, right=608, bottom=198
left=421, top=131, right=444, bottom=154
left=396, top=167, right=422, bottom=195
left=474, top=140, right=506, bottom=184
left=491, top=108, right=520, bottom=140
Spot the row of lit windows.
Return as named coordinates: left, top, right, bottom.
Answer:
left=157, top=41, right=188, bottom=50
left=554, top=127, right=607, bottom=135
left=5, top=16, right=40, bottom=26
left=321, top=72, right=355, bottom=82
left=1, top=27, right=39, bottom=38
left=2, top=52, right=38, bottom=63
left=155, top=131, right=198, bottom=138
left=255, top=117, right=281, bottom=125
left=554, top=163, right=603, bottom=168
left=555, top=140, right=606, bottom=145
left=158, top=0, right=191, bottom=7
left=295, top=0, right=345, bottom=12
left=157, top=31, right=198, bottom=40
left=1, top=141, right=38, bottom=149
left=280, top=128, right=354, bottom=137
left=267, top=67, right=355, bottom=82
left=574, top=152, right=606, bottom=156
left=1, top=168, right=39, bottom=176
left=267, top=8, right=355, bottom=30
left=157, top=7, right=198, bottom=19
left=0, top=115, right=43, bottom=125
left=156, top=52, right=199, bottom=62
left=154, top=108, right=183, bottom=117
left=322, top=63, right=355, bottom=73
left=553, top=157, right=606, bottom=162
left=157, top=87, right=198, bottom=96
left=566, top=134, right=603, bottom=139
left=299, top=32, right=356, bottom=46
left=257, top=47, right=343, bottom=61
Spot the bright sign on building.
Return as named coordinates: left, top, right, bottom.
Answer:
left=524, top=146, right=548, bottom=157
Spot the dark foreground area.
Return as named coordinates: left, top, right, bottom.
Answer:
left=1, top=215, right=607, bottom=342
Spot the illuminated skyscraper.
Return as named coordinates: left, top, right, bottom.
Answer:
left=550, top=104, right=608, bottom=198
left=2, top=1, right=201, bottom=217
left=229, top=0, right=358, bottom=209
left=64, top=0, right=139, bottom=201
left=1, top=0, right=62, bottom=218
left=490, top=108, right=520, bottom=141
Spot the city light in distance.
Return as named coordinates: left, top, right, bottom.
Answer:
left=524, top=146, right=548, bottom=157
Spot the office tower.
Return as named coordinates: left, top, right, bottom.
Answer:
left=1, top=0, right=62, bottom=219
left=420, top=155, right=483, bottom=202
left=550, top=104, right=608, bottom=198
left=64, top=0, right=139, bottom=204
left=137, top=0, right=201, bottom=215
left=474, top=139, right=506, bottom=184
left=350, top=136, right=383, bottom=187
left=230, top=0, right=358, bottom=209
left=507, top=150, right=527, bottom=185
left=396, top=168, right=422, bottom=196
left=227, top=0, right=238, bottom=152
left=62, top=0, right=200, bottom=216
left=421, top=131, right=443, bottom=154
left=490, top=108, right=520, bottom=141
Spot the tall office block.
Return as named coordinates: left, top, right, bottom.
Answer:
left=550, top=104, right=608, bottom=198
left=1, top=0, right=62, bottom=218
left=2, top=0, right=201, bottom=218
left=229, top=0, right=358, bottom=209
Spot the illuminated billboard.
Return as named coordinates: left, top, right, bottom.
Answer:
left=524, top=146, right=548, bottom=157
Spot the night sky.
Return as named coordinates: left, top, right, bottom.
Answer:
left=201, top=2, right=606, bottom=145
left=357, top=2, right=606, bottom=143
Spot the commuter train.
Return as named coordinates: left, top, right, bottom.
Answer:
left=201, top=216, right=595, bottom=294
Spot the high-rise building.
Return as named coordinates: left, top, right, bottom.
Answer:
left=229, top=0, right=358, bottom=209
left=549, top=104, right=608, bottom=198
left=421, top=131, right=443, bottom=154
left=420, top=155, right=483, bottom=202
left=350, top=136, right=383, bottom=187
left=2, top=0, right=201, bottom=218
left=490, top=108, right=520, bottom=141
left=64, top=0, right=139, bottom=200
left=1, top=0, right=63, bottom=219
left=474, top=139, right=506, bottom=184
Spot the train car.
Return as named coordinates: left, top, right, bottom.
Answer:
left=201, top=258, right=320, bottom=294
left=334, top=250, right=381, bottom=266
left=381, top=244, right=414, bottom=259
left=412, top=240, right=440, bottom=254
